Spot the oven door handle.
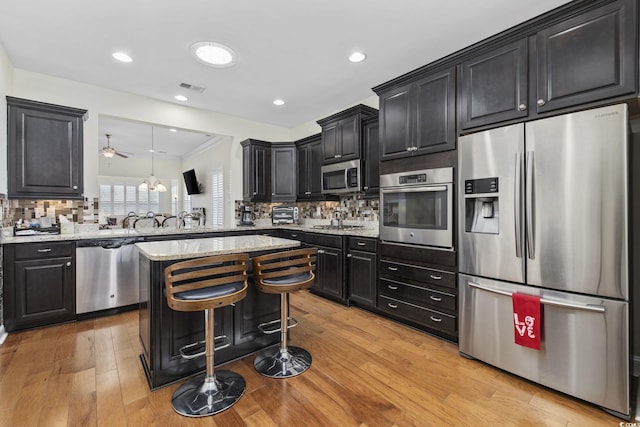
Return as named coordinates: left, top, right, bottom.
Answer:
left=381, top=185, right=448, bottom=194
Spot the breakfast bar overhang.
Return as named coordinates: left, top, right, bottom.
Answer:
left=135, top=235, right=301, bottom=389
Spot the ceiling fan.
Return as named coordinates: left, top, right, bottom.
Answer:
left=101, top=134, right=130, bottom=158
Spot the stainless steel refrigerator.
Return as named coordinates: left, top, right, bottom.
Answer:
left=458, top=104, right=630, bottom=418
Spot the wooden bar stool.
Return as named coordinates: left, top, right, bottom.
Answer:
left=252, top=247, right=317, bottom=378
left=164, top=253, right=249, bottom=417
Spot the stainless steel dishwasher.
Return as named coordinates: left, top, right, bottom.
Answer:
left=76, top=237, right=144, bottom=314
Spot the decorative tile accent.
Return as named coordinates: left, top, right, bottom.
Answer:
left=235, top=195, right=379, bottom=223
left=4, top=198, right=100, bottom=225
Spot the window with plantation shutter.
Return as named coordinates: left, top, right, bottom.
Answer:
left=211, top=169, right=224, bottom=226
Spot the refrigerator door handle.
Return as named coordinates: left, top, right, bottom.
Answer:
left=468, top=281, right=606, bottom=313
left=525, top=151, right=535, bottom=259
left=514, top=152, right=522, bottom=258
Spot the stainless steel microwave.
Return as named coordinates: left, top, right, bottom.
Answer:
left=380, top=167, right=454, bottom=249
left=321, top=160, right=360, bottom=194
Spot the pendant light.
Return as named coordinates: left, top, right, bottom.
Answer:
left=139, top=126, right=167, bottom=192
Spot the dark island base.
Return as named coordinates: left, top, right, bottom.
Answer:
left=139, top=250, right=282, bottom=389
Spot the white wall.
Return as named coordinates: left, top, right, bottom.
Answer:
left=0, top=43, right=14, bottom=194
left=11, top=69, right=295, bottom=201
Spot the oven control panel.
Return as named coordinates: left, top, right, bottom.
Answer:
left=399, top=173, right=427, bottom=184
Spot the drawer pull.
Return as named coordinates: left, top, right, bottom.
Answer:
left=429, top=274, right=442, bottom=280
left=291, top=234, right=298, bottom=237
left=429, top=296, right=442, bottom=302
left=387, top=266, right=398, bottom=271
left=387, top=285, right=399, bottom=290
left=357, top=242, right=366, bottom=246
left=37, top=248, right=52, bottom=253
left=387, top=303, right=398, bottom=309
left=430, top=316, right=442, bottom=323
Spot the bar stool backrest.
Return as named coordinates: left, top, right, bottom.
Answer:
left=165, top=253, right=249, bottom=312
left=253, top=248, right=317, bottom=293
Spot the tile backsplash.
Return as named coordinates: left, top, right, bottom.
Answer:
left=235, top=195, right=379, bottom=223
left=4, top=198, right=100, bottom=226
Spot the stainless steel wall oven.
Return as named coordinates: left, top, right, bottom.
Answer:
left=380, top=167, right=453, bottom=249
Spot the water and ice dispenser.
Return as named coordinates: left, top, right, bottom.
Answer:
left=464, top=178, right=499, bottom=234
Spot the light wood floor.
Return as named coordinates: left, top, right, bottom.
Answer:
left=0, top=291, right=625, bottom=426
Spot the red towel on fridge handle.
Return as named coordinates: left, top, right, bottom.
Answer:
left=512, top=293, right=541, bottom=350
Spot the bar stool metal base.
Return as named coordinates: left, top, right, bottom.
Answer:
left=254, top=346, right=312, bottom=378
left=171, top=370, right=246, bottom=417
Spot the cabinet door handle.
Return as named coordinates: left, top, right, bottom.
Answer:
left=306, top=191, right=311, bottom=195
left=429, top=296, right=442, bottom=302
left=318, top=249, right=325, bottom=254
left=334, top=154, right=342, bottom=159
left=66, top=261, right=72, bottom=267
left=346, top=253, right=352, bottom=258
left=387, top=266, right=398, bottom=271
left=406, top=147, right=412, bottom=152
left=518, top=104, right=527, bottom=111
left=537, top=99, right=546, bottom=106
left=356, top=242, right=366, bottom=246
left=72, top=185, right=78, bottom=190
left=37, top=248, right=52, bottom=253
left=430, top=316, right=442, bottom=323
left=388, top=303, right=398, bottom=309
left=387, top=285, right=398, bottom=290
left=429, top=274, right=442, bottom=280
left=253, top=192, right=257, bottom=195
left=291, top=234, right=297, bottom=238
left=363, top=186, right=369, bottom=190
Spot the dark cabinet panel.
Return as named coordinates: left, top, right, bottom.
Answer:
left=348, top=239, right=377, bottom=308
left=314, top=246, right=344, bottom=300
left=296, top=134, right=327, bottom=201
left=317, top=104, right=378, bottom=165
left=241, top=139, right=271, bottom=202
left=4, top=242, right=76, bottom=331
left=460, top=39, right=528, bottom=129
left=271, top=143, right=297, bottom=202
left=535, top=0, right=636, bottom=112
left=379, top=67, right=456, bottom=161
left=362, top=116, right=380, bottom=195
left=7, top=97, right=86, bottom=199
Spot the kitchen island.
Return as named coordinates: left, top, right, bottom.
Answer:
left=136, top=234, right=301, bottom=389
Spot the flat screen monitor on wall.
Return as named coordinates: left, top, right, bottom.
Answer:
left=183, top=169, right=201, bottom=195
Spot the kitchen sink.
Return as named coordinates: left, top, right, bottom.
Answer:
left=311, top=224, right=366, bottom=231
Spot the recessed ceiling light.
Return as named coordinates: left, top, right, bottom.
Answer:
left=348, top=52, right=367, bottom=63
left=273, top=99, right=285, bottom=106
left=190, top=42, right=236, bottom=68
left=174, top=95, right=188, bottom=102
left=169, top=128, right=177, bottom=132
left=112, top=52, right=132, bottom=63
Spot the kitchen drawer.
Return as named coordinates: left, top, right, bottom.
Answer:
left=348, top=236, right=377, bottom=252
left=380, top=278, right=456, bottom=312
left=14, top=242, right=74, bottom=260
left=279, top=229, right=305, bottom=241
left=379, top=295, right=457, bottom=336
left=305, top=232, right=342, bottom=249
left=381, top=260, right=455, bottom=289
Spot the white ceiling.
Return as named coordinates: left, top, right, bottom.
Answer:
left=1, top=1, right=571, bottom=131
left=98, top=117, right=219, bottom=160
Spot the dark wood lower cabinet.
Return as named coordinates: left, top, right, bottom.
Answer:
left=3, top=242, right=76, bottom=332
left=378, top=243, right=457, bottom=342
left=305, top=232, right=347, bottom=304
left=347, top=237, right=378, bottom=308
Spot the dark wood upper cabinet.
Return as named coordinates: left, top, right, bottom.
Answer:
left=317, top=104, right=378, bottom=164
left=535, top=0, right=636, bottom=113
left=361, top=116, right=380, bottom=194
left=378, top=67, right=456, bottom=161
left=459, top=0, right=636, bottom=130
left=271, top=142, right=297, bottom=202
left=296, top=134, right=326, bottom=201
left=241, top=139, right=271, bottom=202
left=460, top=39, right=529, bottom=129
left=7, top=97, right=86, bottom=199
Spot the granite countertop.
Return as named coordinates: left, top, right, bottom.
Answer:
left=136, top=235, right=301, bottom=261
left=0, top=222, right=379, bottom=244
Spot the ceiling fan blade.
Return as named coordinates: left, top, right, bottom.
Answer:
left=115, top=152, right=129, bottom=158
